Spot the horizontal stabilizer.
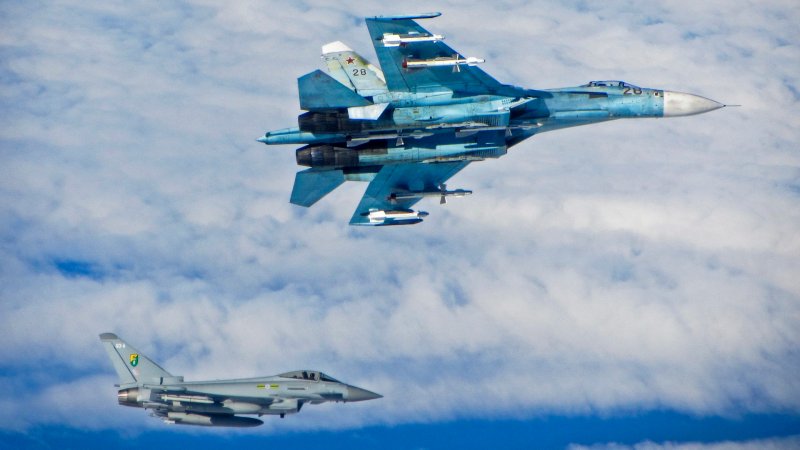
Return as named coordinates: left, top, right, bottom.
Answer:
left=290, top=168, right=345, bottom=207
left=298, top=70, right=371, bottom=111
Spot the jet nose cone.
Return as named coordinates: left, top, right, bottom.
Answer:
left=256, top=134, right=269, bottom=144
left=346, top=386, right=383, bottom=402
left=663, top=91, right=724, bottom=117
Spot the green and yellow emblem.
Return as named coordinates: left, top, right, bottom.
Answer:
left=129, top=353, right=139, bottom=367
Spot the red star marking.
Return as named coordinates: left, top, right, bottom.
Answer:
left=346, top=57, right=355, bottom=64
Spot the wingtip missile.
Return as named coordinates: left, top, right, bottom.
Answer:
left=370, top=12, right=441, bottom=21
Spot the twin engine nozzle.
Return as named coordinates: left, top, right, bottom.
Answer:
left=296, top=143, right=388, bottom=168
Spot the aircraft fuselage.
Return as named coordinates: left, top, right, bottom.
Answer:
left=262, top=81, right=722, bottom=170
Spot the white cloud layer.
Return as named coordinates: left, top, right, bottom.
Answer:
left=1, top=0, right=798, bottom=435
left=569, top=435, right=800, bottom=450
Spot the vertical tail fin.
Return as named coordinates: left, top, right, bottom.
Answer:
left=322, top=41, right=388, bottom=97
left=99, top=333, right=172, bottom=385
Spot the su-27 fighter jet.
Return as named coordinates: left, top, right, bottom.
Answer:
left=99, top=333, right=381, bottom=427
left=259, top=12, right=728, bottom=226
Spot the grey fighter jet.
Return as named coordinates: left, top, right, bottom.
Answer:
left=100, top=333, right=381, bottom=427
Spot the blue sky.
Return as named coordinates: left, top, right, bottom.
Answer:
left=1, top=0, right=799, bottom=449
left=3, top=413, right=800, bottom=450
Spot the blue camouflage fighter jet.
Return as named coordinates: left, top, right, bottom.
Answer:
left=259, top=13, right=726, bottom=226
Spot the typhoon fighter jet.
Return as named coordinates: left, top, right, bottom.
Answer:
left=259, top=12, right=727, bottom=226
left=100, top=333, right=381, bottom=427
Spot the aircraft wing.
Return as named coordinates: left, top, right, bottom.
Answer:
left=365, top=13, right=504, bottom=94
left=143, top=389, right=276, bottom=426
left=349, top=161, right=470, bottom=225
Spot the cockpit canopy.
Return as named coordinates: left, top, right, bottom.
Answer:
left=278, top=370, right=340, bottom=383
left=584, top=80, right=640, bottom=89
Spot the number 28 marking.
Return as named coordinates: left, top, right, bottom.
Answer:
left=623, top=87, right=643, bottom=95
left=352, top=68, right=367, bottom=76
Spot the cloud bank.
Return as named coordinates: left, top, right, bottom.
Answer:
left=569, top=435, right=800, bottom=450
left=1, top=0, right=798, bottom=438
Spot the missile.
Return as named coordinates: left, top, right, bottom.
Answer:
left=348, top=130, right=434, bottom=143
left=402, top=55, right=485, bottom=70
left=389, top=184, right=472, bottom=204
left=160, top=394, right=215, bottom=404
left=382, top=32, right=444, bottom=47
left=371, top=12, right=442, bottom=20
